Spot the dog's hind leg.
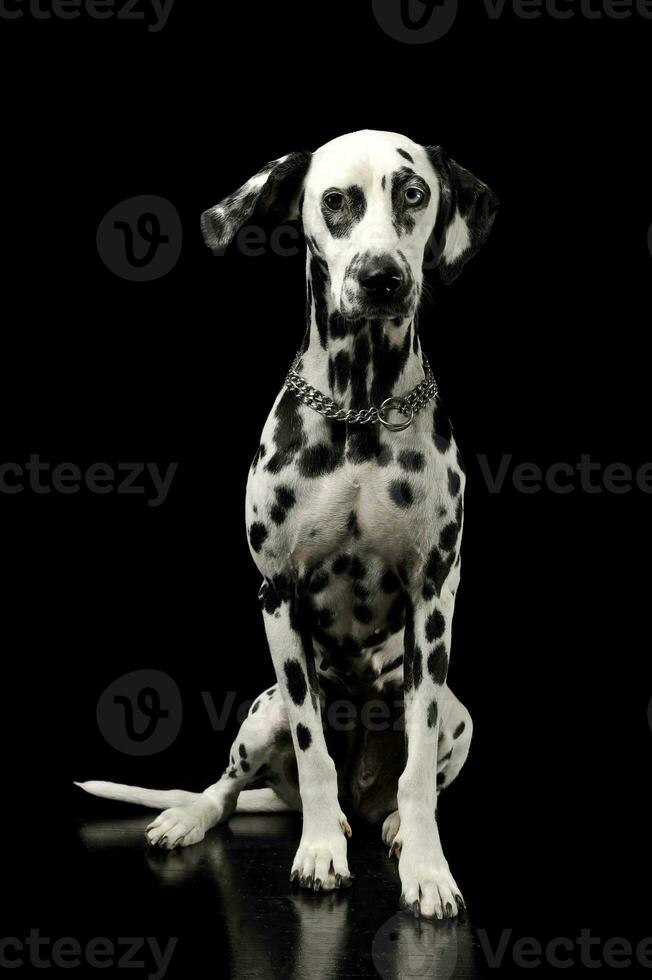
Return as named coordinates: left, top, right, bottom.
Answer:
left=78, top=685, right=297, bottom=849
left=143, top=684, right=297, bottom=849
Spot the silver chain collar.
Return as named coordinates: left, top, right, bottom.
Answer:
left=284, top=352, right=438, bottom=432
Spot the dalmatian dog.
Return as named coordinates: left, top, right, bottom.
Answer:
left=77, top=130, right=498, bottom=920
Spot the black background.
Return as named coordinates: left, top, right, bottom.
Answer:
left=2, top=1, right=651, bottom=975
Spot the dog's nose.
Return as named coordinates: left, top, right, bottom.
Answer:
left=359, top=260, right=404, bottom=297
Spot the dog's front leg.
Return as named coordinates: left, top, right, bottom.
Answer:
left=261, top=577, right=352, bottom=891
left=395, top=591, right=464, bottom=919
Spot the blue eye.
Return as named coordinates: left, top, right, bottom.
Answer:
left=405, top=186, right=425, bottom=206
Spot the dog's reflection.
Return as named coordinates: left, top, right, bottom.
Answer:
left=78, top=814, right=350, bottom=980
left=77, top=815, right=476, bottom=980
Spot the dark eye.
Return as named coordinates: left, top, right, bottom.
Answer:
left=323, top=191, right=345, bottom=212
left=405, top=186, right=425, bottom=207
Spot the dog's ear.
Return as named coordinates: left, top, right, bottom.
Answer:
left=201, top=151, right=312, bottom=253
left=425, top=146, right=499, bottom=284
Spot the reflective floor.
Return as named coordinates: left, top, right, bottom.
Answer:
left=72, top=811, right=483, bottom=980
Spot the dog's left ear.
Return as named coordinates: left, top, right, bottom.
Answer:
left=425, top=146, right=499, bottom=284
left=201, top=151, right=312, bottom=253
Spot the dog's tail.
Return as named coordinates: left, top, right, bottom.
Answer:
left=74, top=781, right=291, bottom=813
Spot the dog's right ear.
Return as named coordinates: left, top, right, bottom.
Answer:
left=201, top=151, right=312, bottom=254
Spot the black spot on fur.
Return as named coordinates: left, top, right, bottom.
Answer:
left=389, top=480, right=414, bottom=508
left=265, top=390, right=306, bottom=473
left=380, top=654, right=404, bottom=675
left=284, top=658, right=307, bottom=706
left=276, top=485, right=296, bottom=510
left=453, top=720, right=466, bottom=739
left=298, top=443, right=343, bottom=478
left=308, top=570, right=329, bottom=594
left=413, top=645, right=423, bottom=689
left=391, top=167, right=430, bottom=236
left=381, top=570, right=401, bottom=593
left=332, top=554, right=351, bottom=575
left=310, top=254, right=330, bottom=349
left=425, top=608, right=446, bottom=642
left=334, top=350, right=351, bottom=394
left=427, top=643, right=449, bottom=685
left=377, top=445, right=393, bottom=467
left=398, top=450, right=426, bottom=473
left=369, top=318, right=412, bottom=408
left=353, top=604, right=373, bottom=625
left=241, top=760, right=251, bottom=772
left=270, top=484, right=297, bottom=525
left=321, top=184, right=367, bottom=239
left=388, top=593, right=407, bottom=633
left=424, top=547, right=455, bottom=597
left=251, top=700, right=260, bottom=714
left=448, top=468, right=461, bottom=496
left=440, top=521, right=460, bottom=553
left=347, top=511, right=361, bottom=538
left=427, top=701, right=438, bottom=728
left=317, top=608, right=334, bottom=629
left=381, top=175, right=387, bottom=191
left=249, top=522, right=268, bottom=553
left=296, top=723, right=312, bottom=751
left=397, top=148, right=414, bottom=163
left=349, top=556, right=366, bottom=580
left=238, top=743, right=247, bottom=759
left=433, top=404, right=453, bottom=454
left=251, top=443, right=266, bottom=472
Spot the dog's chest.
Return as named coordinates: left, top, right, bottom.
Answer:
left=245, top=391, right=464, bottom=690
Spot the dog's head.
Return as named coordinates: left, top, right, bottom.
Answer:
left=202, top=130, right=499, bottom=321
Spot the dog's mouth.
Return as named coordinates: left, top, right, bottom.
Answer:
left=341, top=300, right=414, bottom=322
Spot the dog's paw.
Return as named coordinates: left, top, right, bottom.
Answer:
left=290, top=813, right=352, bottom=892
left=382, top=810, right=402, bottom=857
left=145, top=804, right=213, bottom=850
left=396, top=830, right=465, bottom=919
